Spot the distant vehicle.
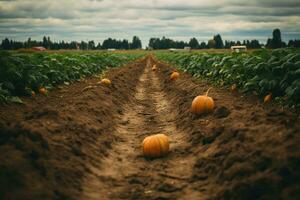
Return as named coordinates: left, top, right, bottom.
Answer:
left=231, top=46, right=247, bottom=52
left=107, top=48, right=116, bottom=51
left=32, top=46, right=46, bottom=51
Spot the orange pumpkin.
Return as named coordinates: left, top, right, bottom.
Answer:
left=142, top=134, right=169, bottom=158
left=170, top=71, right=180, bottom=80
left=38, top=87, right=47, bottom=95
left=152, top=65, right=157, bottom=71
left=191, top=88, right=215, bottom=114
left=100, top=78, right=111, bottom=85
left=264, top=93, right=272, bottom=103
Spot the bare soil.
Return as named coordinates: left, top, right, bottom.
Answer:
left=0, top=55, right=299, bottom=200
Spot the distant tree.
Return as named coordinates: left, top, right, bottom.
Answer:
left=288, top=39, right=300, bottom=48
left=26, top=37, right=32, bottom=48
left=266, top=29, right=285, bottom=49
left=272, top=29, right=282, bottom=48
left=121, top=39, right=129, bottom=50
left=213, top=34, right=224, bottom=48
left=149, top=38, right=160, bottom=49
left=208, top=39, right=216, bottom=48
left=199, top=42, right=207, bottom=49
left=249, top=40, right=261, bottom=49
left=102, top=38, right=114, bottom=49
left=130, top=36, right=142, bottom=49
left=1, top=38, right=11, bottom=50
left=80, top=41, right=88, bottom=50
left=88, top=40, right=95, bottom=50
left=96, top=42, right=102, bottom=50
left=42, top=36, right=48, bottom=49
left=189, top=38, right=199, bottom=49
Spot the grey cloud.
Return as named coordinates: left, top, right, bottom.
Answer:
left=0, top=0, right=300, bottom=46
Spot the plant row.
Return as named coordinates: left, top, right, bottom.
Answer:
left=0, top=51, right=143, bottom=103
left=156, top=49, right=300, bottom=110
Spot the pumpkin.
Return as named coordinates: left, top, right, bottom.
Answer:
left=100, top=78, right=111, bottom=85
left=264, top=93, right=272, bottom=103
left=152, top=65, right=157, bottom=71
left=191, top=88, right=215, bottom=114
left=142, top=134, right=169, bottom=158
left=230, top=84, right=237, bottom=92
left=39, top=87, right=47, bottom=95
left=170, top=71, right=180, bottom=80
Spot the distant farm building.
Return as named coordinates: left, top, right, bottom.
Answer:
left=32, top=46, right=46, bottom=51
left=169, top=47, right=191, bottom=52
left=231, top=46, right=247, bottom=52
left=184, top=46, right=191, bottom=51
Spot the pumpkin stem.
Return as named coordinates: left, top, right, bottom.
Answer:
left=205, top=87, right=212, bottom=96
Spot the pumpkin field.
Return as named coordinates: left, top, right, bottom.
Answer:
left=0, top=50, right=300, bottom=200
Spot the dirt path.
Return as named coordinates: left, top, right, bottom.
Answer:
left=0, top=55, right=299, bottom=200
left=80, top=57, right=201, bottom=200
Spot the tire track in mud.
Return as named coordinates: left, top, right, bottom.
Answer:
left=80, top=57, right=202, bottom=200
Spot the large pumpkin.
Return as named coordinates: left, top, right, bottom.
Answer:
left=170, top=71, right=180, bottom=80
left=100, top=78, right=111, bottom=85
left=142, top=134, right=169, bottom=158
left=191, top=88, right=215, bottom=114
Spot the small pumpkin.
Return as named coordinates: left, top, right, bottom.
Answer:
left=100, top=78, right=111, bottom=85
left=142, top=134, right=169, bottom=158
left=39, top=87, right=47, bottom=95
left=264, top=93, right=272, bottom=103
left=152, top=65, right=157, bottom=71
left=230, top=84, right=237, bottom=92
left=170, top=71, right=180, bottom=80
left=191, top=88, right=215, bottom=114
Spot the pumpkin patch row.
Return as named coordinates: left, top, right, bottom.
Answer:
left=156, top=49, right=300, bottom=111
left=142, top=63, right=215, bottom=159
left=0, top=51, right=144, bottom=103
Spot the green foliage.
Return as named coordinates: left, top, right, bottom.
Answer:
left=156, top=49, right=300, bottom=110
left=0, top=51, right=143, bottom=103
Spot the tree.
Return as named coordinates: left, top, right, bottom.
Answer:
left=213, top=34, right=224, bottom=48
left=272, top=29, right=282, bottom=48
left=42, top=36, right=48, bottom=49
left=266, top=29, right=284, bottom=49
left=1, top=38, right=11, bottom=50
left=88, top=40, right=95, bottom=50
left=288, top=40, right=300, bottom=48
left=130, top=36, right=142, bottom=49
left=208, top=39, right=216, bottom=48
left=189, top=38, right=199, bottom=49
left=121, top=39, right=129, bottom=50
left=199, top=42, right=207, bottom=49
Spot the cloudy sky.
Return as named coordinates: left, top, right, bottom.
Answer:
left=0, top=0, right=300, bottom=47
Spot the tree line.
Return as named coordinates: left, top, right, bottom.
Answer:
left=1, top=29, right=299, bottom=50
left=0, top=36, right=142, bottom=50
left=148, top=29, right=300, bottom=49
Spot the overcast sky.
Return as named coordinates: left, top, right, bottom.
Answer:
left=0, top=0, right=300, bottom=47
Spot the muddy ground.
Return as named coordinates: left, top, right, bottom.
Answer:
left=0, top=55, right=299, bottom=200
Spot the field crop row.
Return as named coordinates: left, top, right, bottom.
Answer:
left=0, top=51, right=144, bottom=103
left=156, top=49, right=300, bottom=111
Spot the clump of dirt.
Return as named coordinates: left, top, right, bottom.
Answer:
left=155, top=58, right=300, bottom=200
left=0, top=58, right=146, bottom=200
